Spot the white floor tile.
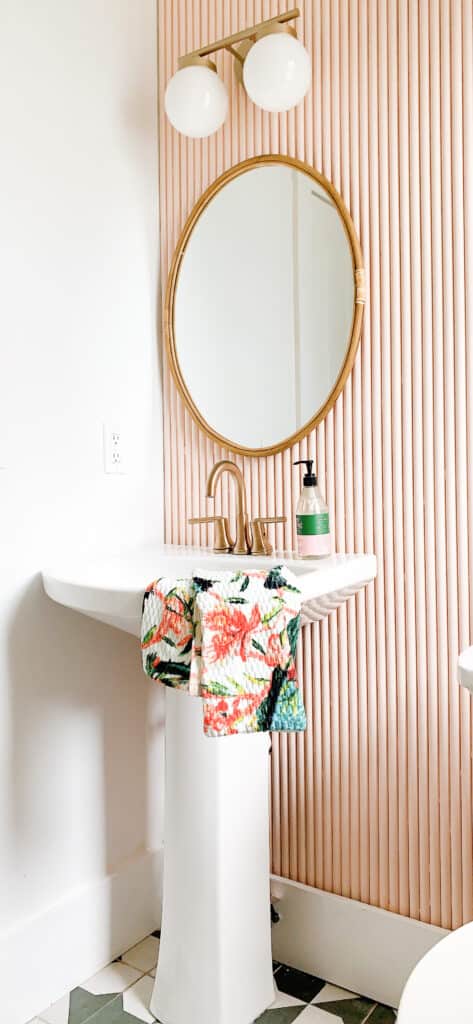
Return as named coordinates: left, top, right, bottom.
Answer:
left=269, top=986, right=306, bottom=1009
left=296, top=1007, right=344, bottom=1023
left=82, top=961, right=142, bottom=995
left=313, top=983, right=358, bottom=1004
left=37, top=993, right=70, bottom=1024
left=122, top=936, right=160, bottom=973
left=122, top=975, right=156, bottom=1023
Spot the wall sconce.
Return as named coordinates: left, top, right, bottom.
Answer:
left=164, top=7, right=311, bottom=139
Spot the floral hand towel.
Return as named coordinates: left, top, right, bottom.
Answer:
left=141, top=566, right=306, bottom=738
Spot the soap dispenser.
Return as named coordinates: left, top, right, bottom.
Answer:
left=294, top=459, right=331, bottom=558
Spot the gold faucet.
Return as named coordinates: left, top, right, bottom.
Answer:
left=189, top=459, right=287, bottom=555
left=206, top=460, right=250, bottom=555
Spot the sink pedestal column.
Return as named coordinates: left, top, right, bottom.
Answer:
left=150, top=686, right=275, bottom=1024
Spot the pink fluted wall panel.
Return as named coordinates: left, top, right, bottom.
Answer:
left=157, top=0, right=473, bottom=929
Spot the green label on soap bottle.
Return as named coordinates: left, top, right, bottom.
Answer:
left=297, top=513, right=330, bottom=536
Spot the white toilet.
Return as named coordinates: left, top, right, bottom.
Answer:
left=398, top=646, right=473, bottom=1022
left=398, top=920, right=473, bottom=1022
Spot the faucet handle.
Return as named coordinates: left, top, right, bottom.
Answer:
left=188, top=515, right=233, bottom=553
left=250, top=516, right=287, bottom=556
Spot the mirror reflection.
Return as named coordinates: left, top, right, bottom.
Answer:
left=172, top=162, right=358, bottom=452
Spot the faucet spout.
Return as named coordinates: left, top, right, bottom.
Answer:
left=206, top=460, right=250, bottom=555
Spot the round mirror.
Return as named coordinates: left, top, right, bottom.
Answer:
left=166, top=155, right=364, bottom=456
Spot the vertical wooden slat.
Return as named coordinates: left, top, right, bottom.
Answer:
left=418, top=0, right=441, bottom=928
left=158, top=0, right=473, bottom=930
left=378, top=0, right=398, bottom=914
left=430, top=0, right=452, bottom=929
left=451, top=0, right=472, bottom=927
left=462, top=0, right=473, bottom=925
left=408, top=0, right=429, bottom=923
left=439, top=0, right=462, bottom=931
left=398, top=0, right=419, bottom=920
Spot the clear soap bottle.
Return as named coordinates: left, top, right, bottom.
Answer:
left=294, top=459, right=331, bottom=558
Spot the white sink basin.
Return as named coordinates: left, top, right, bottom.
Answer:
left=42, top=543, right=377, bottom=633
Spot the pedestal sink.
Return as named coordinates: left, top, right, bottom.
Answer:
left=43, top=543, right=376, bottom=1024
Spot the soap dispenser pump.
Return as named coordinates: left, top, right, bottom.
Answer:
left=294, top=459, right=331, bottom=558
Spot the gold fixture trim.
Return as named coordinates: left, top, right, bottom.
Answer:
left=253, top=22, right=297, bottom=41
left=251, top=516, right=287, bottom=556
left=178, top=55, right=218, bottom=74
left=164, top=155, right=365, bottom=459
left=189, top=462, right=286, bottom=555
left=188, top=515, right=233, bottom=552
left=176, top=8, right=301, bottom=70
left=205, top=460, right=251, bottom=555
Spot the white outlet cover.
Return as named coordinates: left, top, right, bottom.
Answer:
left=103, top=423, right=126, bottom=474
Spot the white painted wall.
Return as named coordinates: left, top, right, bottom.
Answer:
left=0, top=1, right=164, bottom=1016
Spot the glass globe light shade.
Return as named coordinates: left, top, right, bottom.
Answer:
left=243, top=32, right=311, bottom=113
left=164, top=63, right=228, bottom=138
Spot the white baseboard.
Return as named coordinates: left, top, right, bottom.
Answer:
left=270, top=875, right=448, bottom=1008
left=1, top=847, right=163, bottom=1024
left=0, top=854, right=448, bottom=1021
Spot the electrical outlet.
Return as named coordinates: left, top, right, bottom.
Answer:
left=103, top=424, right=126, bottom=474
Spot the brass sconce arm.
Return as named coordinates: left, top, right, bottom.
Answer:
left=178, top=7, right=301, bottom=69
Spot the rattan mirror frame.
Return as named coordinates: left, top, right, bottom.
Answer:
left=165, top=154, right=365, bottom=458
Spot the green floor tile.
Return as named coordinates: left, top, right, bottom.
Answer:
left=254, top=1007, right=306, bottom=1024
left=315, top=996, right=376, bottom=1023
left=77, top=996, right=150, bottom=1024
left=367, top=1006, right=396, bottom=1023
left=67, top=988, right=115, bottom=1024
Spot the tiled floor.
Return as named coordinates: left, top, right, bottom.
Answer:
left=29, top=932, right=396, bottom=1024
